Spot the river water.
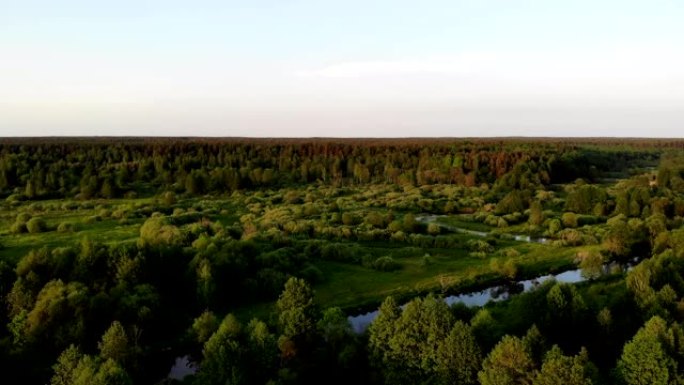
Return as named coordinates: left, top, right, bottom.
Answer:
left=349, top=214, right=635, bottom=333
left=348, top=268, right=589, bottom=333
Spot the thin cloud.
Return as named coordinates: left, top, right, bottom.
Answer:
left=297, top=46, right=684, bottom=85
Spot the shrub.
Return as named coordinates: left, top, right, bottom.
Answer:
left=57, top=222, right=75, bottom=233
left=26, top=217, right=47, bottom=233
left=10, top=222, right=26, bottom=234
left=6, top=194, right=26, bottom=202
left=341, top=212, right=357, bottom=226
left=16, top=212, right=31, bottom=223
left=467, top=239, right=494, bottom=253
left=28, top=203, right=44, bottom=212
left=365, top=211, right=386, bottom=228
left=299, top=264, right=324, bottom=283
left=82, top=215, right=101, bottom=224
left=371, top=256, right=400, bottom=272
left=502, top=248, right=520, bottom=258
left=61, top=202, right=79, bottom=211
left=390, top=231, right=407, bottom=242
left=427, top=223, right=441, bottom=235
left=547, top=219, right=562, bottom=235
left=561, top=212, right=578, bottom=228
left=283, top=190, right=302, bottom=204
left=111, top=209, right=128, bottom=219
left=469, top=251, right=487, bottom=259
left=138, top=217, right=184, bottom=248
left=162, top=191, right=176, bottom=206
left=497, top=217, right=509, bottom=228
left=388, top=220, right=403, bottom=232
left=558, top=229, right=583, bottom=246
left=99, top=209, right=112, bottom=218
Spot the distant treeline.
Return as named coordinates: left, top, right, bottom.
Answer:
left=0, top=138, right=666, bottom=199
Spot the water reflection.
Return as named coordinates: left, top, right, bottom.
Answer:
left=348, top=260, right=638, bottom=334
left=168, top=355, right=196, bottom=381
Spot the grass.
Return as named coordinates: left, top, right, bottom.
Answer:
left=0, top=219, right=143, bottom=262
left=310, top=239, right=595, bottom=312
left=0, top=196, right=168, bottom=262
left=0, top=191, right=608, bottom=322
left=435, top=216, right=493, bottom=232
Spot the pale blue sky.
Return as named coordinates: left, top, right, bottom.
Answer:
left=1, top=0, right=683, bottom=137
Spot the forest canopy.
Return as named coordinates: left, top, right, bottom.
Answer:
left=1, top=137, right=683, bottom=384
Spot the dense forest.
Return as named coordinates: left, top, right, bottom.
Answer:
left=2, top=138, right=684, bottom=384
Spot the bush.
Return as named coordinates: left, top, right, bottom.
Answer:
left=28, top=203, right=44, bottom=212
left=502, top=248, right=520, bottom=258
left=10, top=222, right=26, bottom=234
left=26, top=217, right=47, bottom=233
left=547, top=219, right=562, bottom=235
left=558, top=229, right=583, bottom=246
left=561, top=212, right=578, bottom=228
left=82, top=215, right=101, bottom=224
left=427, top=223, right=441, bottom=235
left=469, top=251, right=487, bottom=259
left=111, top=209, right=128, bottom=219
left=61, top=202, right=79, bottom=211
left=371, top=256, right=400, bottom=272
left=162, top=191, right=176, bottom=206
left=57, top=222, right=75, bottom=233
left=299, top=264, right=325, bottom=283
left=6, top=194, right=26, bottom=202
left=98, top=209, right=112, bottom=218
left=391, top=231, right=407, bottom=242
left=16, top=212, right=31, bottom=223
left=138, top=217, right=183, bottom=248
left=341, top=212, right=357, bottom=226
left=467, top=239, right=494, bottom=253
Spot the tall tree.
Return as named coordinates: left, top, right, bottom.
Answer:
left=435, top=320, right=482, bottom=385
left=98, top=321, right=129, bottom=364
left=616, top=316, right=676, bottom=385
left=478, top=335, right=536, bottom=385
left=533, top=346, right=593, bottom=385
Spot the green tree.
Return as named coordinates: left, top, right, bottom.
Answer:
left=137, top=217, right=183, bottom=249
left=192, top=310, right=220, bottom=344
left=276, top=277, right=316, bottom=340
left=317, top=307, right=352, bottom=346
left=51, top=345, right=83, bottom=385
left=368, top=296, right=400, bottom=363
left=528, top=201, right=545, bottom=226
left=533, top=346, right=593, bottom=385
left=197, top=314, right=245, bottom=385
left=246, top=318, right=277, bottom=382
left=616, top=316, right=675, bottom=385
left=51, top=347, right=131, bottom=385
left=26, top=217, right=47, bottom=233
left=436, top=320, right=481, bottom=385
left=471, top=308, right=499, bottom=348
left=561, top=212, right=578, bottom=228
left=478, top=335, right=536, bottom=385
left=578, top=251, right=604, bottom=280
left=98, top=321, right=129, bottom=363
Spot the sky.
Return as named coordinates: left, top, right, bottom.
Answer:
left=1, top=0, right=683, bottom=137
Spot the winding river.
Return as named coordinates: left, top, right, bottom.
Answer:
left=348, top=268, right=587, bottom=333
left=348, top=214, right=634, bottom=333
